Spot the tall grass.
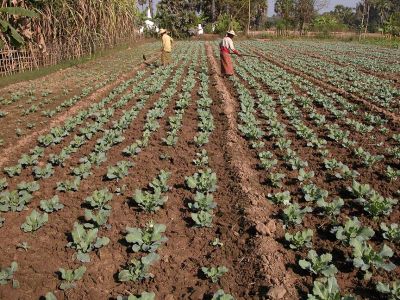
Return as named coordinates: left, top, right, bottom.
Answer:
left=0, top=0, right=139, bottom=51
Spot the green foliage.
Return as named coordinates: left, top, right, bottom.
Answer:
left=0, top=190, right=32, bottom=212
left=299, top=250, right=338, bottom=277
left=149, top=170, right=171, bottom=193
left=33, top=163, right=54, bottom=179
left=350, top=239, right=396, bottom=279
left=191, top=210, right=213, bottom=228
left=212, top=290, right=235, bottom=300
left=269, top=173, right=286, bottom=188
left=0, top=178, right=7, bottom=191
left=317, top=197, right=344, bottom=220
left=201, top=266, right=228, bottom=283
left=193, top=150, right=209, bottom=167
left=84, top=209, right=111, bottom=228
left=4, top=164, right=22, bottom=177
left=56, top=177, right=81, bottom=192
left=106, top=161, right=133, bottom=180
left=214, top=14, right=242, bottom=34
left=268, top=191, right=291, bottom=205
left=380, top=223, right=400, bottom=243
left=125, top=221, right=167, bottom=253
left=376, top=281, right=400, bottom=300
left=285, top=229, right=313, bottom=249
left=21, top=209, right=48, bottom=232
left=40, top=196, right=64, bottom=213
left=302, top=184, right=328, bottom=202
left=307, top=276, right=355, bottom=300
left=117, top=292, right=156, bottom=300
left=133, top=188, right=168, bottom=212
left=186, top=169, right=217, bottom=193
left=360, top=192, right=398, bottom=218
left=0, top=6, right=39, bottom=48
left=188, top=192, right=217, bottom=212
left=118, top=253, right=159, bottom=282
left=17, top=181, right=40, bottom=193
left=58, top=266, right=86, bottom=290
left=67, top=222, right=110, bottom=263
left=0, top=261, right=18, bottom=288
left=283, top=203, right=312, bottom=226
left=84, top=189, right=113, bottom=210
left=331, top=217, right=374, bottom=244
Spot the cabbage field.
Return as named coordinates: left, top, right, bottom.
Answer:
left=0, top=40, right=399, bottom=300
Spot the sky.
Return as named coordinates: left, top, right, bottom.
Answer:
left=267, top=0, right=359, bottom=16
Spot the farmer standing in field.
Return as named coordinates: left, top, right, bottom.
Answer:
left=219, top=30, right=241, bottom=77
left=159, top=28, right=173, bottom=66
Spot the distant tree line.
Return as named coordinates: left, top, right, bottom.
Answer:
left=273, top=0, right=400, bottom=36
left=145, top=0, right=399, bottom=37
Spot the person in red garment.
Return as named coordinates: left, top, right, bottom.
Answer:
left=219, top=30, right=241, bottom=77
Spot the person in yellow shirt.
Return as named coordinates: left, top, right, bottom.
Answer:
left=159, top=29, right=173, bottom=66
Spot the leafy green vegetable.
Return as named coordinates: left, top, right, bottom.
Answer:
left=316, top=197, right=343, bottom=220
left=380, top=223, right=400, bottom=243
left=285, top=229, right=313, bottom=249
left=21, top=209, right=48, bottom=232
left=67, top=222, right=110, bottom=262
left=16, top=181, right=40, bottom=193
left=376, top=281, right=400, bottom=300
left=84, top=209, right=111, bottom=228
left=133, top=189, right=167, bottom=212
left=0, top=190, right=32, bottom=212
left=191, top=210, right=213, bottom=227
left=0, top=261, right=18, bottom=288
left=283, top=203, right=312, bottom=226
left=56, top=177, right=81, bottom=192
left=268, top=191, right=291, bottom=205
left=331, top=217, right=374, bottom=244
left=106, top=161, right=133, bottom=180
left=149, top=170, right=170, bottom=193
left=118, top=253, right=159, bottom=282
left=58, top=266, right=86, bottom=290
left=201, top=266, right=228, bottom=283
left=188, top=192, right=217, bottom=212
left=299, top=250, right=338, bottom=277
left=302, top=183, right=328, bottom=202
left=0, top=178, right=7, bottom=191
left=212, top=290, right=235, bottom=300
left=117, top=292, right=156, bottom=300
left=307, top=277, right=355, bottom=300
left=350, top=239, right=396, bottom=279
left=40, top=196, right=64, bottom=213
left=186, top=169, right=217, bottom=193
left=125, top=221, right=167, bottom=252
left=269, top=173, right=285, bottom=188
left=84, top=189, right=113, bottom=210
left=33, top=163, right=54, bottom=179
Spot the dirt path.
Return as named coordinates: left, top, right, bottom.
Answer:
left=205, top=43, right=298, bottom=299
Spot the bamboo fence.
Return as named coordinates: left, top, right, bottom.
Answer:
left=0, top=31, right=141, bottom=77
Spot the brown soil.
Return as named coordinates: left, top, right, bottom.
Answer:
left=0, top=43, right=270, bottom=300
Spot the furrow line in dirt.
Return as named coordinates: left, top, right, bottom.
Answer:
left=248, top=48, right=400, bottom=125
left=0, top=55, right=158, bottom=169
left=206, top=42, right=298, bottom=299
